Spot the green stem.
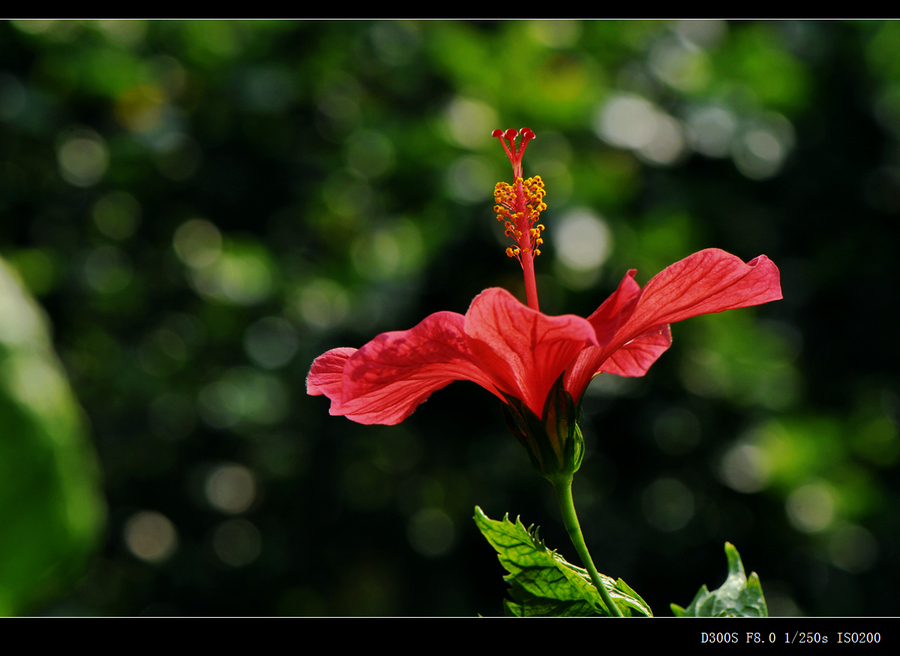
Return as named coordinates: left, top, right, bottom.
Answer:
left=552, top=475, right=624, bottom=617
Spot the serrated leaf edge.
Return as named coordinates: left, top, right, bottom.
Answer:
left=474, top=506, right=653, bottom=617
left=670, top=542, right=768, bottom=617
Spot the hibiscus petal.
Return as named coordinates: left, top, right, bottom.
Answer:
left=600, top=325, right=672, bottom=377
left=307, top=347, right=357, bottom=415
left=584, top=269, right=642, bottom=348
left=614, top=249, right=782, bottom=345
left=563, top=328, right=671, bottom=399
left=564, top=249, right=780, bottom=401
left=336, top=311, right=502, bottom=425
left=464, top=288, right=598, bottom=417
left=563, top=270, right=642, bottom=400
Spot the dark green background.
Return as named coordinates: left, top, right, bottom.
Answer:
left=1, top=20, right=898, bottom=616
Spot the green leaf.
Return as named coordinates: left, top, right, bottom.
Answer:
left=670, top=542, right=768, bottom=617
left=474, top=506, right=652, bottom=617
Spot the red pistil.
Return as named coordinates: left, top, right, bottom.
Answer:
left=491, top=127, right=535, bottom=180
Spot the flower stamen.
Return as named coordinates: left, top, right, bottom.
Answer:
left=491, top=135, right=547, bottom=263
left=492, top=128, right=545, bottom=310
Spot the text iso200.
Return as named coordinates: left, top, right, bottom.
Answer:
left=837, top=633, right=881, bottom=644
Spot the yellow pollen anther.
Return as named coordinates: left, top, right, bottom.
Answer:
left=493, top=173, right=548, bottom=262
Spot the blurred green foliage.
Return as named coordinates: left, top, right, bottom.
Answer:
left=0, top=258, right=104, bottom=614
left=1, top=19, right=899, bottom=616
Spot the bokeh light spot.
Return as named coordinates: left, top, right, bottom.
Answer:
left=124, top=511, right=178, bottom=564
left=205, top=463, right=257, bottom=514
left=685, top=105, right=737, bottom=158
left=637, top=113, right=686, bottom=165
left=173, top=219, right=222, bottom=269
left=649, top=35, right=710, bottom=92
left=444, top=97, right=497, bottom=149
left=786, top=481, right=835, bottom=533
left=596, top=94, right=659, bottom=150
left=188, top=241, right=275, bottom=306
left=732, top=114, right=794, bottom=180
left=57, top=130, right=109, bottom=187
left=719, top=442, right=771, bottom=493
left=555, top=209, right=612, bottom=274
left=595, top=93, right=686, bottom=165
left=293, top=278, right=350, bottom=331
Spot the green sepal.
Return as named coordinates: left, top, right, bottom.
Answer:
left=544, top=372, right=585, bottom=475
left=500, top=373, right=584, bottom=480
left=670, top=542, right=769, bottom=617
left=474, top=506, right=653, bottom=617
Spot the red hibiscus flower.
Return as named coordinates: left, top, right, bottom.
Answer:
left=307, top=248, right=782, bottom=427
left=307, top=128, right=783, bottom=614
left=307, top=128, right=782, bottom=477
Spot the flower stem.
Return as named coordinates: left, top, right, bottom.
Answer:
left=552, top=475, right=624, bottom=617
